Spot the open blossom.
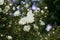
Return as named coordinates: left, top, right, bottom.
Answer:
left=19, top=10, right=34, bottom=25
left=23, top=25, right=31, bottom=32
left=26, top=16, right=34, bottom=23
left=27, top=11, right=34, bottom=23
left=13, top=10, right=20, bottom=16
left=45, top=24, right=52, bottom=32
left=19, top=17, right=27, bottom=25
left=19, top=16, right=34, bottom=25
left=24, top=3, right=29, bottom=8
left=0, top=0, right=4, bottom=5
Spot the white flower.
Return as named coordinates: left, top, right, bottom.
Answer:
left=21, top=1, right=25, bottom=4
left=45, top=24, right=52, bottom=32
left=0, top=34, right=4, bottom=37
left=9, top=3, right=13, bottom=6
left=3, top=5, right=10, bottom=13
left=13, top=10, right=20, bottom=16
left=23, top=25, right=31, bottom=32
left=40, top=20, right=45, bottom=25
left=7, top=36, right=12, bottom=39
left=19, top=10, right=34, bottom=25
left=44, top=6, right=48, bottom=9
left=27, top=11, right=34, bottom=23
left=24, top=3, right=29, bottom=8
left=41, top=10, right=44, bottom=14
left=26, top=16, right=34, bottom=23
left=17, top=6, right=20, bottom=9
left=33, top=24, right=38, bottom=30
left=19, top=17, right=27, bottom=25
left=0, top=0, right=4, bottom=5
left=19, top=16, right=34, bottom=25
left=13, top=6, right=15, bottom=10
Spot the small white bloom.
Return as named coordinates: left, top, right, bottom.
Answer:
left=13, top=6, right=15, bottom=10
left=7, top=36, right=12, bottom=39
left=23, top=25, right=31, bottom=32
left=40, top=20, right=45, bottom=25
left=3, top=5, right=10, bottom=13
left=45, top=24, right=52, bottom=32
left=33, top=24, right=38, bottom=30
left=26, top=16, right=34, bottom=23
left=21, top=1, right=25, bottom=4
left=13, top=10, right=20, bottom=16
left=17, top=6, right=20, bottom=9
left=24, top=3, right=29, bottom=8
left=44, top=6, right=48, bottom=9
left=9, top=3, right=13, bottom=6
left=19, top=17, right=27, bottom=25
left=0, top=0, right=4, bottom=5
left=41, top=10, right=44, bottom=14
left=0, top=34, right=4, bottom=37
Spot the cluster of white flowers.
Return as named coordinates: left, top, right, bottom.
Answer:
left=19, top=10, right=34, bottom=25
left=0, top=0, right=4, bottom=5
left=13, top=10, right=20, bottom=16
left=23, top=25, right=31, bottom=32
left=45, top=24, right=52, bottom=32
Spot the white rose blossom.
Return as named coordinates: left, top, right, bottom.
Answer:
left=23, top=25, right=31, bottom=32
left=19, top=17, right=27, bottom=25
left=13, top=10, right=20, bottom=16
left=26, top=16, right=34, bottom=23
left=24, top=3, right=29, bottom=8
left=19, top=10, right=34, bottom=25
left=19, top=16, right=34, bottom=25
